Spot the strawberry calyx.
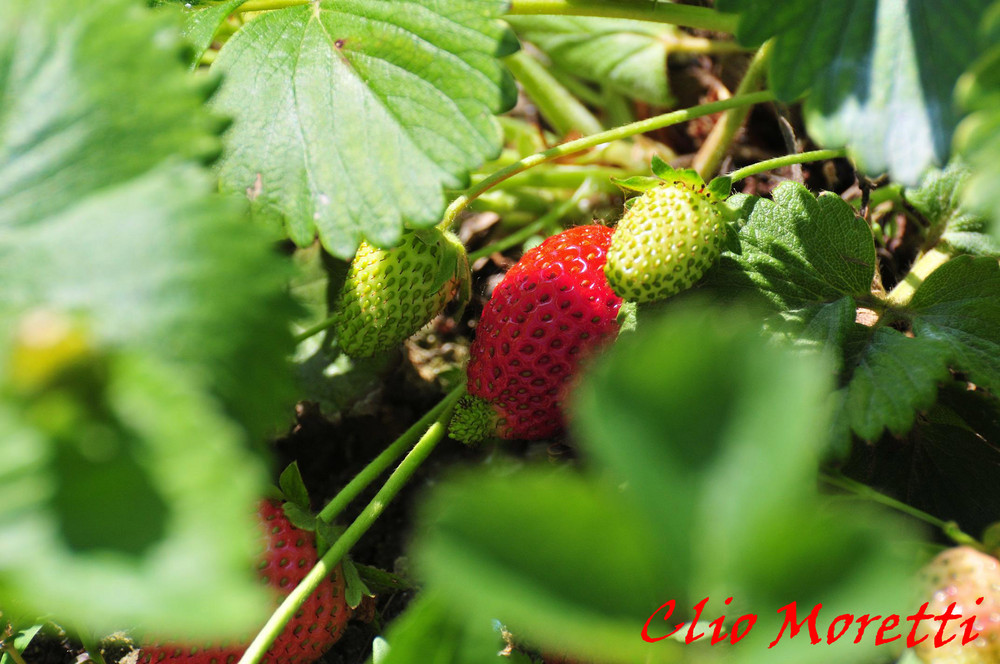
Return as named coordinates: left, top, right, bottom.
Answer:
left=448, top=394, right=500, bottom=445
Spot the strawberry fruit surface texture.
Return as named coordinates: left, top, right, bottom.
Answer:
left=465, top=225, right=622, bottom=440
left=605, top=181, right=724, bottom=303
left=141, top=500, right=349, bottom=664
left=331, top=228, right=469, bottom=357
left=915, top=546, right=1000, bottom=664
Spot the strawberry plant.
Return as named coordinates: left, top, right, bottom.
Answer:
left=2, top=2, right=1000, bottom=664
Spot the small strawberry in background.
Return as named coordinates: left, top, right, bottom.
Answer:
left=604, top=157, right=729, bottom=304
left=450, top=225, right=622, bottom=444
left=140, top=499, right=350, bottom=664
left=914, top=546, right=1000, bottom=664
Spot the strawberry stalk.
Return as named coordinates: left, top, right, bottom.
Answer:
left=691, top=41, right=773, bottom=179
left=441, top=90, right=777, bottom=230
left=317, top=383, right=466, bottom=524
left=506, top=0, right=739, bottom=33
left=727, top=148, right=848, bottom=183
left=237, top=386, right=464, bottom=664
left=820, top=472, right=980, bottom=547
left=467, top=178, right=599, bottom=263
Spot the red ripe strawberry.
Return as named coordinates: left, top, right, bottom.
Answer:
left=454, top=225, right=622, bottom=442
left=141, top=500, right=349, bottom=664
left=915, top=546, right=1000, bottom=664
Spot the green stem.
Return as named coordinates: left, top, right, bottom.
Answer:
left=692, top=41, right=772, bottom=179
left=1, top=642, right=29, bottom=664
left=237, top=394, right=461, bottom=664
left=468, top=178, right=599, bottom=263
left=670, top=37, right=747, bottom=56
left=727, top=149, right=847, bottom=183
left=504, top=51, right=604, bottom=137
left=293, top=315, right=339, bottom=345
left=318, top=384, right=465, bottom=524
left=441, top=90, right=775, bottom=229
left=234, top=0, right=308, bottom=11
left=885, top=247, right=952, bottom=308
left=472, top=165, right=624, bottom=191
left=507, top=0, right=739, bottom=33
left=820, top=472, right=980, bottom=547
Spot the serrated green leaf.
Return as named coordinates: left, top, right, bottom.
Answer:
left=378, top=593, right=503, bottom=664
left=706, top=181, right=876, bottom=310
left=211, top=0, right=517, bottom=257
left=905, top=161, right=999, bottom=255
left=841, top=327, right=952, bottom=440
left=414, top=470, right=679, bottom=664
left=505, top=15, right=677, bottom=105
left=909, top=255, right=1000, bottom=391
left=717, top=0, right=992, bottom=184
left=0, top=353, right=268, bottom=638
left=764, top=297, right=856, bottom=370
left=279, top=461, right=311, bottom=510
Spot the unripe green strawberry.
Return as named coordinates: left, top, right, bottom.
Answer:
left=331, top=228, right=470, bottom=358
left=604, top=179, right=725, bottom=303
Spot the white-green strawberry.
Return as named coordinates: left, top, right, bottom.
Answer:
left=330, top=228, right=470, bottom=358
left=604, top=161, right=727, bottom=304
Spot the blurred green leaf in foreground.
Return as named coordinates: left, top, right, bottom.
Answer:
left=413, top=305, right=919, bottom=664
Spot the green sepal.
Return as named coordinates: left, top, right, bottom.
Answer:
left=448, top=395, right=498, bottom=445
left=616, top=301, right=637, bottom=334
left=707, top=176, right=733, bottom=201
left=610, top=175, right=661, bottom=194
left=278, top=461, right=311, bottom=512
left=342, top=556, right=375, bottom=610
left=314, top=519, right=345, bottom=557
left=650, top=155, right=705, bottom=189
left=281, top=502, right=317, bottom=533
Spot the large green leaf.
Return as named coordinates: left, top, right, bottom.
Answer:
left=842, top=383, right=1000, bottom=536
left=377, top=592, right=504, bottom=664
left=0, top=0, right=296, bottom=439
left=708, top=182, right=876, bottom=311
left=716, top=0, right=992, bottom=184
left=572, top=306, right=917, bottom=664
left=211, top=0, right=518, bottom=257
left=505, top=15, right=676, bottom=105
left=956, top=1, right=1000, bottom=232
left=841, top=327, right=952, bottom=440
left=413, top=307, right=917, bottom=664
left=0, top=350, right=268, bottom=638
left=0, top=0, right=292, bottom=635
left=909, top=255, right=1000, bottom=391
left=415, top=469, right=679, bottom=664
